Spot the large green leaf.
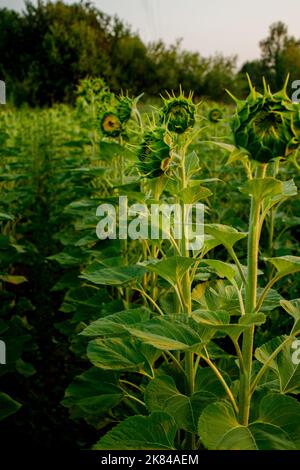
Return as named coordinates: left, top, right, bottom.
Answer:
left=241, top=178, right=284, bottom=201
left=80, top=307, right=151, bottom=337
left=195, top=283, right=282, bottom=315
left=280, top=298, right=300, bottom=334
left=203, top=260, right=236, bottom=282
left=87, top=337, right=157, bottom=375
left=192, top=309, right=265, bottom=341
left=198, top=393, right=300, bottom=449
left=144, top=375, right=198, bottom=433
left=93, top=412, right=176, bottom=450
left=267, top=256, right=300, bottom=277
left=62, top=368, right=123, bottom=419
left=126, top=315, right=211, bottom=351
left=145, top=369, right=229, bottom=433
left=144, top=256, right=195, bottom=287
left=178, top=186, right=212, bottom=204
left=0, top=392, right=21, bottom=421
left=255, top=335, right=300, bottom=394
left=80, top=263, right=145, bottom=285
left=204, top=224, right=247, bottom=249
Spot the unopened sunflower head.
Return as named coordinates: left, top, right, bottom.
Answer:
left=116, top=95, right=133, bottom=124
left=160, top=90, right=196, bottom=134
left=99, top=91, right=116, bottom=109
left=100, top=111, right=123, bottom=138
left=137, top=127, right=171, bottom=178
left=229, top=75, right=300, bottom=163
left=208, top=108, right=223, bottom=123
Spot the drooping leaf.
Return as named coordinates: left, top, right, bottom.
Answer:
left=280, top=298, right=300, bottom=334
left=144, top=256, right=195, bottom=287
left=0, top=275, right=27, bottom=285
left=80, top=263, right=145, bottom=286
left=192, top=310, right=266, bottom=341
left=198, top=393, right=300, bottom=450
left=87, top=337, right=157, bottom=375
left=241, top=178, right=284, bottom=201
left=80, top=307, right=151, bottom=337
left=178, top=186, right=212, bottom=204
left=267, top=256, right=300, bottom=277
left=255, top=335, right=300, bottom=394
left=0, top=392, right=21, bottom=421
left=62, top=368, right=123, bottom=418
left=204, top=224, right=247, bottom=249
left=144, top=375, right=199, bottom=432
left=94, top=412, right=176, bottom=450
left=203, top=260, right=236, bottom=282
left=126, top=315, right=211, bottom=352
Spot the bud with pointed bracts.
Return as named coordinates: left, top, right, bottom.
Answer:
left=229, top=75, right=300, bottom=163
left=208, top=108, right=223, bottom=123
left=137, top=127, right=171, bottom=178
left=160, top=89, right=196, bottom=134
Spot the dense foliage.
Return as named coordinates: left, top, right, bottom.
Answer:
left=0, top=77, right=300, bottom=449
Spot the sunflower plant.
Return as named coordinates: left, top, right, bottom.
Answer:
left=62, top=82, right=300, bottom=451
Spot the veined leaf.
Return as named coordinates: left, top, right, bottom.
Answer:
left=80, top=263, right=145, bottom=286
left=87, top=337, right=157, bottom=375
left=203, top=260, right=236, bottom=282
left=198, top=393, right=300, bottom=449
left=126, top=315, right=212, bottom=352
left=80, top=307, right=151, bottom=337
left=241, top=178, right=283, bottom=201
left=144, top=375, right=198, bottom=432
left=178, top=186, right=212, bottom=204
left=94, top=412, right=176, bottom=450
left=144, top=256, right=194, bottom=287
left=62, top=368, right=123, bottom=418
left=266, top=256, right=300, bottom=277
left=280, top=298, right=300, bottom=334
left=255, top=335, right=300, bottom=394
left=204, top=224, right=247, bottom=249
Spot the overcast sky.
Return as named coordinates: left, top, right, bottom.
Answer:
left=1, top=0, right=300, bottom=65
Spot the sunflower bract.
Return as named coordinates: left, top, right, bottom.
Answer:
left=137, top=128, right=171, bottom=178
left=116, top=96, right=133, bottom=124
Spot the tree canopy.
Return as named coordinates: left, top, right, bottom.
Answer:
left=1, top=2, right=299, bottom=106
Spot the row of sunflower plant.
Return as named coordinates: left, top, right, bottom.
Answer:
left=60, top=76, right=300, bottom=450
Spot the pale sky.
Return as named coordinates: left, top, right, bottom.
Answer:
left=1, top=0, right=300, bottom=65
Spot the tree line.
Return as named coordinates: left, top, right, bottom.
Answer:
left=1, top=0, right=300, bottom=106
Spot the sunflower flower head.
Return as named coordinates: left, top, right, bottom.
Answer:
left=229, top=75, right=300, bottom=163
left=160, top=89, right=196, bottom=134
left=208, top=108, right=223, bottom=123
left=100, top=111, right=123, bottom=138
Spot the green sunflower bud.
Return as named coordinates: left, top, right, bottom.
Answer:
left=230, top=76, right=300, bottom=163
left=160, top=90, right=196, bottom=134
left=116, top=95, right=133, bottom=124
left=100, top=112, right=122, bottom=138
left=99, top=91, right=116, bottom=108
left=208, top=108, right=223, bottom=123
left=137, top=128, right=171, bottom=178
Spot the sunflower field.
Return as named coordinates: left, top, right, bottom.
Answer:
left=1, top=75, right=300, bottom=452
